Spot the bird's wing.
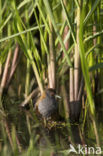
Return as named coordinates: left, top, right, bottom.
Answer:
left=38, top=97, right=56, bottom=117
left=35, top=91, right=46, bottom=109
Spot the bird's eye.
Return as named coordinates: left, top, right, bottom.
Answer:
left=51, top=93, right=55, bottom=96
left=49, top=91, right=55, bottom=97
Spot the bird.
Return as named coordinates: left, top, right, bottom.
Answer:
left=35, top=88, right=61, bottom=121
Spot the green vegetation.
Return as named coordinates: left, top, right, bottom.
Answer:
left=0, top=0, right=103, bottom=155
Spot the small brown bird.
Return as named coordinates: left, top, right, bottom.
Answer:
left=35, top=88, right=60, bottom=120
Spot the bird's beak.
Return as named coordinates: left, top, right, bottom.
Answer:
left=55, top=95, right=61, bottom=99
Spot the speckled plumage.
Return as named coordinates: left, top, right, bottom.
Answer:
left=35, top=89, right=58, bottom=118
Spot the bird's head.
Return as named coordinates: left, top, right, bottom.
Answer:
left=46, top=88, right=61, bottom=99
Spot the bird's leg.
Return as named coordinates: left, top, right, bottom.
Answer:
left=43, top=117, right=47, bottom=127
